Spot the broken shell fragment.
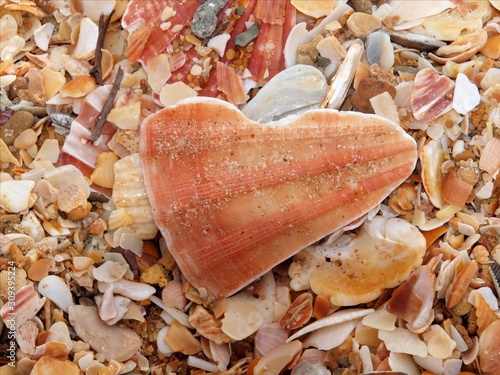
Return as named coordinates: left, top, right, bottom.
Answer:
left=411, top=68, right=455, bottom=122
left=139, top=98, right=417, bottom=299
left=0, top=284, right=46, bottom=329
left=68, top=305, right=141, bottom=362
left=0, top=180, right=35, bottom=213
left=479, top=320, right=500, bottom=373
left=38, top=275, right=74, bottom=312
left=386, top=263, right=435, bottom=332
left=291, top=217, right=426, bottom=306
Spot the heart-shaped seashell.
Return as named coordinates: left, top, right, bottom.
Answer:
left=139, top=98, right=417, bottom=298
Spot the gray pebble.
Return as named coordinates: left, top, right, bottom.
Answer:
left=191, top=0, right=228, bottom=39
left=235, top=22, right=259, bottom=47
left=0, top=110, right=35, bottom=146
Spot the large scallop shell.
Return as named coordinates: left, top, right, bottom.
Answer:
left=139, top=98, right=417, bottom=298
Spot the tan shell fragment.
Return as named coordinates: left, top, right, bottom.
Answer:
left=60, top=75, right=97, bottom=98
left=300, top=217, right=426, bottom=306
left=446, top=260, right=478, bottom=309
left=479, top=320, right=500, bottom=373
left=139, top=98, right=418, bottom=299
left=430, top=30, right=488, bottom=63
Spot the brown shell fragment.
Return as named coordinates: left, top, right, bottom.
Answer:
left=279, top=292, right=313, bottom=330
left=139, top=98, right=417, bottom=298
left=445, top=260, right=478, bottom=309
left=442, top=169, right=474, bottom=207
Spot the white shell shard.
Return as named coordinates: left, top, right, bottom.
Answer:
left=92, top=260, right=129, bottom=283
left=44, top=165, right=90, bottom=199
left=98, top=279, right=156, bottom=301
left=81, top=0, right=116, bottom=21
left=379, top=327, right=428, bottom=357
left=303, top=319, right=359, bottom=350
left=47, top=321, right=73, bottom=350
left=362, top=307, right=397, bottom=331
left=221, top=271, right=276, bottom=340
left=0, top=180, right=35, bottom=213
left=453, top=73, right=480, bottom=115
left=242, top=65, right=327, bottom=123
left=157, top=326, right=174, bottom=356
left=38, top=275, right=74, bottom=313
left=366, top=31, right=394, bottom=72
left=34, top=22, right=55, bottom=51
left=287, top=308, right=374, bottom=342
left=387, top=0, right=456, bottom=25
left=389, top=352, right=421, bottom=375
left=73, top=17, right=99, bottom=59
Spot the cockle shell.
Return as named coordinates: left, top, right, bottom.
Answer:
left=139, top=98, right=417, bottom=299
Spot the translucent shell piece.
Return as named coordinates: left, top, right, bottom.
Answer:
left=411, top=68, right=455, bottom=122
left=139, top=98, right=417, bottom=298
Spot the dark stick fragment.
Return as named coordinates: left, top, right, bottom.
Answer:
left=90, top=10, right=115, bottom=84
left=89, top=66, right=124, bottom=142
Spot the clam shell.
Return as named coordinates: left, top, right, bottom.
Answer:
left=139, top=98, right=417, bottom=298
left=17, top=320, right=39, bottom=355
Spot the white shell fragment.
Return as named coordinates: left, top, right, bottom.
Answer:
left=34, top=23, right=55, bottom=51
left=379, top=327, right=428, bottom=356
left=73, top=17, right=99, bottom=59
left=221, top=272, right=276, bottom=340
left=453, top=73, right=480, bottom=115
left=0, top=180, right=35, bottom=213
left=38, top=275, right=74, bottom=312
left=287, top=308, right=374, bottom=342
left=242, top=65, right=327, bottom=123
left=366, top=31, right=394, bottom=72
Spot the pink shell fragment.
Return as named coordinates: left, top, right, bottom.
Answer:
left=410, top=68, right=455, bottom=122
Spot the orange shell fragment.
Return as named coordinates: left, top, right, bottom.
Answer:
left=139, top=98, right=417, bottom=298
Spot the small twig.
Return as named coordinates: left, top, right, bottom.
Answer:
left=90, top=10, right=114, bottom=84
left=89, top=66, right=124, bottom=142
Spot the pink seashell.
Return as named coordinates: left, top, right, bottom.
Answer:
left=479, top=137, right=500, bottom=175
left=216, top=62, right=248, bottom=105
left=161, top=280, right=187, bottom=310
left=16, top=320, right=39, bottom=355
left=410, top=68, right=455, bottom=122
left=0, top=284, right=46, bottom=329
left=255, top=323, right=290, bottom=357
left=139, top=98, right=417, bottom=298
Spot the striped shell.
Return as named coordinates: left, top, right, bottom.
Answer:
left=139, top=98, right=417, bottom=298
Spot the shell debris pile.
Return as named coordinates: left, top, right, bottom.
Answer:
left=0, top=0, right=499, bottom=374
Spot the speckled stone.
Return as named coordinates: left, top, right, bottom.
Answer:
left=191, top=0, right=228, bottom=39
left=0, top=110, right=35, bottom=146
